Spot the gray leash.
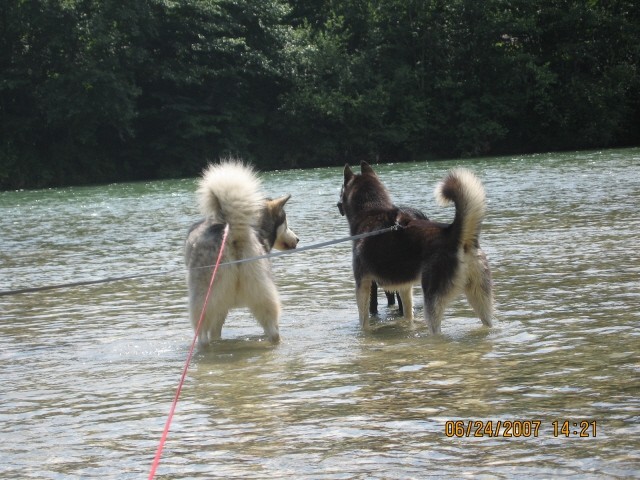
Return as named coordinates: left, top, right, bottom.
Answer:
left=211, top=223, right=401, bottom=268
left=0, top=223, right=402, bottom=297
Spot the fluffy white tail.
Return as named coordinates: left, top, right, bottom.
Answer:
left=434, top=168, right=487, bottom=248
left=197, top=160, right=264, bottom=227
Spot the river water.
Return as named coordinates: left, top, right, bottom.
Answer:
left=1, top=149, right=638, bottom=479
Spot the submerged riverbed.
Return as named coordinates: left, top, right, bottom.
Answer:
left=1, top=149, right=639, bottom=478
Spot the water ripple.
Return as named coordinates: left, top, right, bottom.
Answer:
left=1, top=149, right=639, bottom=478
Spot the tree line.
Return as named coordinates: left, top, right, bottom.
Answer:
left=1, top=0, right=638, bottom=190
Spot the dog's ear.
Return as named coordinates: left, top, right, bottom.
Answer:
left=344, top=164, right=354, bottom=183
left=269, top=194, right=291, bottom=211
left=360, top=161, right=376, bottom=176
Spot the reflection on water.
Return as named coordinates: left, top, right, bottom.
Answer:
left=1, top=149, right=639, bottom=478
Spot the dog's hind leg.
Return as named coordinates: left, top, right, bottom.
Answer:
left=422, top=274, right=450, bottom=334
left=423, top=295, right=445, bottom=335
left=202, top=304, right=229, bottom=342
left=356, top=277, right=373, bottom=329
left=465, top=250, right=494, bottom=327
left=247, top=278, right=282, bottom=343
left=251, top=305, right=281, bottom=343
left=189, top=291, right=210, bottom=346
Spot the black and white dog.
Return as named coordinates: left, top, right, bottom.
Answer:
left=368, top=206, right=428, bottom=316
left=185, top=160, right=298, bottom=345
left=338, top=161, right=493, bottom=334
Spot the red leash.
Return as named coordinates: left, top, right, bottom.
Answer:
left=148, top=224, right=230, bottom=479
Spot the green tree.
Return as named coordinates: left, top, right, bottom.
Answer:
left=519, top=0, right=640, bottom=150
left=1, top=0, right=638, bottom=189
left=129, top=0, right=294, bottom=178
left=0, top=0, right=146, bottom=188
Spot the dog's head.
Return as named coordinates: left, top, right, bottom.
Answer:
left=337, top=161, right=391, bottom=219
left=262, top=194, right=299, bottom=251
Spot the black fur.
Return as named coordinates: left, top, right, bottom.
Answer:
left=367, top=206, right=428, bottom=315
left=338, top=161, right=494, bottom=334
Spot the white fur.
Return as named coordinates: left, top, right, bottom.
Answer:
left=186, top=160, right=297, bottom=345
left=425, top=168, right=492, bottom=333
left=435, top=167, right=486, bottom=249
left=273, top=220, right=298, bottom=251
left=423, top=246, right=494, bottom=334
left=197, top=160, right=264, bottom=227
left=188, top=243, right=282, bottom=344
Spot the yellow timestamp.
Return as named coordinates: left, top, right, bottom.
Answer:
left=445, top=420, right=542, bottom=437
left=444, top=420, right=598, bottom=438
left=552, top=420, right=597, bottom=437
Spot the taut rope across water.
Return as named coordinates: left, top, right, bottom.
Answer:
left=0, top=224, right=402, bottom=297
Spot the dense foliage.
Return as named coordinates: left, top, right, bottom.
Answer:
left=1, top=0, right=638, bottom=189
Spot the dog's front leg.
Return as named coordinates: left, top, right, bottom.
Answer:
left=369, top=282, right=379, bottom=315
left=398, top=287, right=414, bottom=322
left=356, top=278, right=373, bottom=329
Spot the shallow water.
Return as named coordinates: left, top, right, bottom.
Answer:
left=1, top=149, right=639, bottom=479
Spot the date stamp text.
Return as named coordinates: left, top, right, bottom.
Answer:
left=444, top=420, right=597, bottom=438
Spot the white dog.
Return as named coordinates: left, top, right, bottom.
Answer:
left=185, top=160, right=298, bottom=344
